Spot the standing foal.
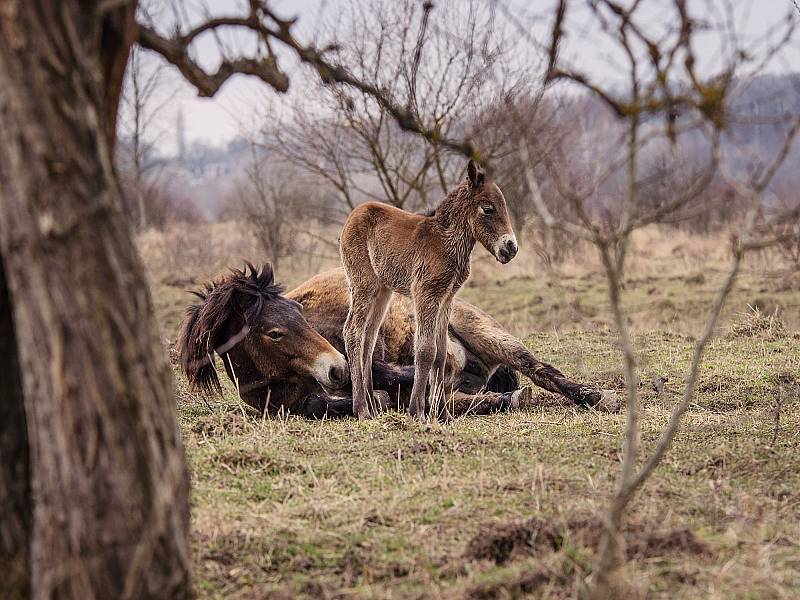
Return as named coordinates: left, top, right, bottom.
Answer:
left=340, top=160, right=518, bottom=420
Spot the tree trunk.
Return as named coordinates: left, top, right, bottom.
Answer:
left=0, top=260, right=30, bottom=599
left=0, top=2, right=191, bottom=598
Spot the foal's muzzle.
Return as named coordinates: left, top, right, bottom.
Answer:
left=495, top=234, right=518, bottom=264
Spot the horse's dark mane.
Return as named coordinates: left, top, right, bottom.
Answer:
left=191, top=261, right=284, bottom=303
left=177, top=262, right=283, bottom=395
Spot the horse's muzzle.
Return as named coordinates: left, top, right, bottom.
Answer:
left=327, top=363, right=349, bottom=388
left=495, top=235, right=518, bottom=264
left=313, top=350, right=350, bottom=391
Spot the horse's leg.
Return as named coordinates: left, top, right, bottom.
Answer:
left=450, top=304, right=602, bottom=407
left=409, top=295, right=440, bottom=421
left=360, top=286, right=393, bottom=415
left=371, top=360, right=415, bottom=410
left=298, top=392, right=356, bottom=419
left=343, top=285, right=372, bottom=420
left=430, top=300, right=453, bottom=419
left=449, top=388, right=530, bottom=416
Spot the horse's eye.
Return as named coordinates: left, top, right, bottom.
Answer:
left=266, top=330, right=285, bottom=341
left=481, top=205, right=495, bottom=215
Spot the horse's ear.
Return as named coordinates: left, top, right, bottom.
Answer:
left=258, top=262, right=275, bottom=288
left=467, top=159, right=485, bottom=189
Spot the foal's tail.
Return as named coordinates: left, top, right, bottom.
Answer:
left=449, top=302, right=601, bottom=407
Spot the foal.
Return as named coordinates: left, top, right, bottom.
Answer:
left=340, top=160, right=518, bottom=420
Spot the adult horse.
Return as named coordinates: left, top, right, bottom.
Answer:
left=178, top=263, right=614, bottom=418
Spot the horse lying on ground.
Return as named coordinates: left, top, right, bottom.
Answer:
left=340, top=159, right=518, bottom=420
left=178, top=263, right=616, bottom=418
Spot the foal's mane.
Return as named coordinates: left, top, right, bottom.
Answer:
left=178, top=262, right=284, bottom=394
left=417, top=178, right=474, bottom=224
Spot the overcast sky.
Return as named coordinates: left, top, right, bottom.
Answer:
left=139, top=0, right=800, bottom=154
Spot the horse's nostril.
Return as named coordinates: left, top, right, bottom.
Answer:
left=329, top=364, right=347, bottom=385
left=506, top=240, right=518, bottom=257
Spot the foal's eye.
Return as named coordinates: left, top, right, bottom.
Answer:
left=481, top=205, right=495, bottom=215
left=266, top=330, right=285, bottom=341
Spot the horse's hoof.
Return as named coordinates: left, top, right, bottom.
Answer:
left=576, top=385, right=603, bottom=407
left=408, top=409, right=427, bottom=423
left=593, top=390, right=622, bottom=413
left=509, top=386, right=531, bottom=411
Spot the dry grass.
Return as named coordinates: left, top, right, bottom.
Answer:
left=141, top=222, right=800, bottom=340
left=177, top=325, right=800, bottom=599
left=142, top=221, right=800, bottom=598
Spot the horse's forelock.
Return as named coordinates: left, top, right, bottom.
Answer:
left=178, top=302, right=223, bottom=395
left=177, top=264, right=287, bottom=395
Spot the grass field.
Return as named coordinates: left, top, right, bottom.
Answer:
left=144, top=223, right=800, bottom=598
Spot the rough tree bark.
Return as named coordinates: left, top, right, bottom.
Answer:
left=0, top=2, right=191, bottom=598
left=0, top=261, right=29, bottom=598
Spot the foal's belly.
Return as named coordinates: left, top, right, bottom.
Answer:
left=368, top=244, right=412, bottom=294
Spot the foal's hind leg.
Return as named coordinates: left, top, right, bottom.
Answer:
left=430, top=301, right=453, bottom=419
left=344, top=285, right=373, bottom=420
left=408, top=295, right=441, bottom=421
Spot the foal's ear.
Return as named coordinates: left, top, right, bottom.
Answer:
left=467, top=159, right=485, bottom=189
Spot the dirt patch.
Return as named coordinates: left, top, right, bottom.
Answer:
left=682, top=455, right=725, bottom=476
left=394, top=437, right=487, bottom=458
left=685, top=272, right=706, bottom=285
left=464, top=518, right=563, bottom=565
left=464, top=517, right=709, bottom=567
left=626, top=527, right=708, bottom=559
left=774, top=372, right=799, bottom=389
left=191, top=410, right=252, bottom=437
left=215, top=448, right=297, bottom=475
left=161, top=274, right=198, bottom=288
left=593, top=371, right=627, bottom=391
left=466, top=570, right=555, bottom=599
left=199, top=533, right=243, bottom=567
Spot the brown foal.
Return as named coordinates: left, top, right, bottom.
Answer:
left=340, top=160, right=518, bottom=420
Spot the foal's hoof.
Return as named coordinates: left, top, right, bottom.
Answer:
left=498, top=386, right=531, bottom=412
left=408, top=407, right=428, bottom=423
left=356, top=404, right=373, bottom=420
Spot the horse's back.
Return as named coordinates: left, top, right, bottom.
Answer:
left=341, top=202, right=423, bottom=292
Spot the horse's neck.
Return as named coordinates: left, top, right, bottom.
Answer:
left=434, top=185, right=476, bottom=265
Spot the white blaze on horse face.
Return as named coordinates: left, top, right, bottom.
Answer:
left=311, top=348, right=350, bottom=389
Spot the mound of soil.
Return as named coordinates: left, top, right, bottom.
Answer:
left=464, top=518, right=563, bottom=565
left=464, top=517, right=709, bottom=566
